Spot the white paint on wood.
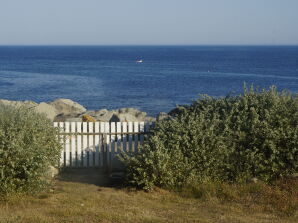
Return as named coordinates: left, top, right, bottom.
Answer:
left=94, top=122, right=100, bottom=167
left=88, top=122, right=94, bottom=167
left=70, top=122, right=76, bottom=167
left=104, top=122, right=110, bottom=166
left=77, top=122, right=82, bottom=167
left=54, top=121, right=152, bottom=168
left=82, top=122, right=88, bottom=167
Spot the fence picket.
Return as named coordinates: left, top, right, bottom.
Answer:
left=88, top=122, right=94, bottom=167
left=104, top=122, right=110, bottom=167
left=94, top=122, right=100, bottom=167
left=54, top=121, right=151, bottom=169
left=82, top=122, right=88, bottom=167
left=70, top=122, right=76, bottom=167
left=77, top=122, right=82, bottom=167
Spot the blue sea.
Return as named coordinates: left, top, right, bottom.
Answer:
left=0, top=46, right=298, bottom=116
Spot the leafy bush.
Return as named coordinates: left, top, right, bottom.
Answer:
left=0, top=105, right=62, bottom=195
left=120, top=86, right=298, bottom=191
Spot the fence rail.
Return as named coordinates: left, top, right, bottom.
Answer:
left=54, top=122, right=152, bottom=169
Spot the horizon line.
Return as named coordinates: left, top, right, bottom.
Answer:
left=0, top=44, right=298, bottom=47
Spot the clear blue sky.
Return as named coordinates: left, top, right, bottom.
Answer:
left=0, top=0, right=297, bottom=45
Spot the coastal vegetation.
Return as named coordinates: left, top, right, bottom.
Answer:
left=121, top=86, right=298, bottom=191
left=0, top=105, right=61, bottom=195
left=0, top=86, right=297, bottom=222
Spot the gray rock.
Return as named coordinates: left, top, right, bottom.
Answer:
left=33, top=102, right=57, bottom=121
left=0, top=99, right=37, bottom=108
left=118, top=108, right=127, bottom=114
left=157, top=112, right=170, bottom=121
left=145, top=116, right=156, bottom=122
left=1, top=98, right=157, bottom=123
left=54, top=114, right=80, bottom=122
left=64, top=117, right=82, bottom=122
left=84, top=109, right=108, bottom=117
left=0, top=99, right=57, bottom=121
left=80, top=107, right=155, bottom=122
left=49, top=99, right=86, bottom=116
left=81, top=109, right=112, bottom=122
left=109, top=108, right=156, bottom=122
left=110, top=108, right=155, bottom=122
left=110, top=113, right=140, bottom=122
left=95, top=112, right=114, bottom=122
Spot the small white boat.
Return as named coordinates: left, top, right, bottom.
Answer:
left=136, top=59, right=143, bottom=63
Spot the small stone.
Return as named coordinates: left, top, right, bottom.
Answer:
left=82, top=114, right=96, bottom=122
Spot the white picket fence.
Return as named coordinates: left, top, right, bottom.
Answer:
left=54, top=122, right=152, bottom=169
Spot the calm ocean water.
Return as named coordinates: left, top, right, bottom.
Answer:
left=0, top=46, right=298, bottom=116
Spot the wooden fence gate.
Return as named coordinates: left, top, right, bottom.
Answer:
left=54, top=122, right=152, bottom=170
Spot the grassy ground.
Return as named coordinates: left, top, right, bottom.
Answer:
left=0, top=169, right=297, bottom=223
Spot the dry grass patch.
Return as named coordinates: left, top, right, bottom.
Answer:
left=181, top=177, right=298, bottom=217
left=0, top=170, right=297, bottom=223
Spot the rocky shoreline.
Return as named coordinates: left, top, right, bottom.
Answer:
left=0, top=98, right=174, bottom=122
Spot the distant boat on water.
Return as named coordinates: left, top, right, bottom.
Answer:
left=136, top=59, right=143, bottom=63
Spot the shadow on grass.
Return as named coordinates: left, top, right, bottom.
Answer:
left=57, top=168, right=125, bottom=188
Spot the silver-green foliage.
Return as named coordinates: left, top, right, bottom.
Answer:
left=121, top=86, right=298, bottom=190
left=0, top=105, right=62, bottom=195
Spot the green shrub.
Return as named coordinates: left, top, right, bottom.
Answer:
left=120, top=86, right=298, bottom=191
left=0, top=105, right=62, bottom=195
